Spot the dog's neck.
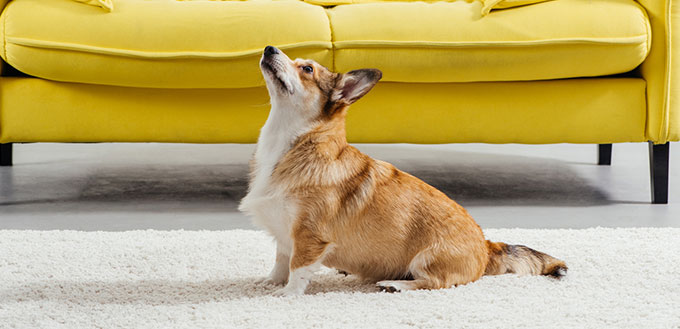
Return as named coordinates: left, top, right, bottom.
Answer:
left=256, top=101, right=348, bottom=169
left=255, top=103, right=309, bottom=168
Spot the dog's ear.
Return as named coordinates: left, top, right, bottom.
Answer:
left=332, top=69, right=382, bottom=106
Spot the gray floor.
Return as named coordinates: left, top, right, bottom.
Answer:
left=0, top=142, right=677, bottom=230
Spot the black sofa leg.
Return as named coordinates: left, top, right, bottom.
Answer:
left=598, top=144, right=612, bottom=165
left=0, top=143, right=12, bottom=166
left=649, top=142, right=670, bottom=204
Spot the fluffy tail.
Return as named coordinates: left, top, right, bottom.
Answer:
left=485, top=240, right=567, bottom=278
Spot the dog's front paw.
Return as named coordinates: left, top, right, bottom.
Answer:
left=255, top=276, right=287, bottom=286
left=272, top=286, right=304, bottom=297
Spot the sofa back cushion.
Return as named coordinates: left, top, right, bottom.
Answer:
left=0, top=0, right=651, bottom=88
left=303, top=0, right=553, bottom=15
left=0, top=0, right=333, bottom=88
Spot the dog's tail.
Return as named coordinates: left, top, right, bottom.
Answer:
left=484, top=240, right=567, bottom=278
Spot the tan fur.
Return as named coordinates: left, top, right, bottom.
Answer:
left=272, top=112, right=490, bottom=288
left=244, top=47, right=567, bottom=293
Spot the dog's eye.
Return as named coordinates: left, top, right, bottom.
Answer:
left=301, top=66, right=313, bottom=74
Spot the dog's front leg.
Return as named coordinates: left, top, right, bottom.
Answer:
left=261, top=242, right=290, bottom=285
left=273, top=227, right=328, bottom=297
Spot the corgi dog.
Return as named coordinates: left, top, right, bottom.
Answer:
left=239, top=46, right=567, bottom=296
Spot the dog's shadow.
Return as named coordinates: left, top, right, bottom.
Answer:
left=0, top=275, right=378, bottom=305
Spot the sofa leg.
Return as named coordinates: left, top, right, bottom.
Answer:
left=649, top=142, right=670, bottom=204
left=0, top=143, right=12, bottom=166
left=598, top=144, right=612, bottom=165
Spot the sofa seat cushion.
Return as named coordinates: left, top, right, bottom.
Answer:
left=0, top=0, right=332, bottom=88
left=328, top=0, right=651, bottom=83
left=0, top=77, right=646, bottom=144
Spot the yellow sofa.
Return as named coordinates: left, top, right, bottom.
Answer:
left=0, top=0, right=675, bottom=203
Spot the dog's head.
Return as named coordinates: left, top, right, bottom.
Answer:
left=260, top=46, right=382, bottom=121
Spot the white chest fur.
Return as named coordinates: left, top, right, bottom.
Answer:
left=238, top=102, right=313, bottom=251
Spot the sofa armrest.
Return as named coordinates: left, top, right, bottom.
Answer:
left=638, top=0, right=679, bottom=143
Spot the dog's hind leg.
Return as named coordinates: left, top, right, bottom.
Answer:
left=377, top=248, right=485, bottom=292
left=376, top=274, right=453, bottom=292
left=377, top=279, right=436, bottom=292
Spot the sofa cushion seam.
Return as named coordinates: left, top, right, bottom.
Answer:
left=4, top=38, right=333, bottom=59
left=332, top=35, right=649, bottom=49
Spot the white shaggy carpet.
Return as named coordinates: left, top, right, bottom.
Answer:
left=0, top=228, right=679, bottom=329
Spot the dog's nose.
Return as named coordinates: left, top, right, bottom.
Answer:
left=264, top=46, right=279, bottom=56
